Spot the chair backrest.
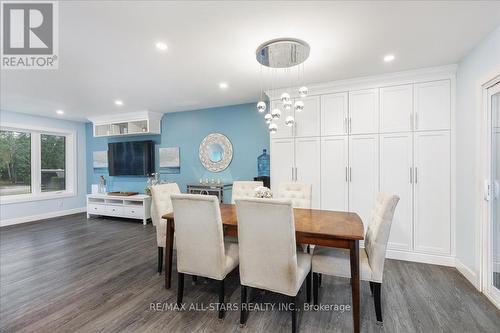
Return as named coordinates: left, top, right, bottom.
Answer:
left=276, top=182, right=312, bottom=208
left=235, top=198, right=298, bottom=295
left=150, top=183, right=180, bottom=226
left=364, top=193, right=400, bottom=281
left=170, top=194, right=226, bottom=280
left=231, top=181, right=263, bottom=204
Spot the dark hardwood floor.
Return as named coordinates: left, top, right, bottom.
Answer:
left=1, top=214, right=499, bottom=332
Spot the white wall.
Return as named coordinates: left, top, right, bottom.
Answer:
left=0, top=111, right=87, bottom=226
left=456, top=26, right=500, bottom=286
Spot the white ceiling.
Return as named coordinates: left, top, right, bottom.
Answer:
left=1, top=1, right=499, bottom=121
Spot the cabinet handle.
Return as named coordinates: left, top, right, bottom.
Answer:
left=345, top=166, right=348, bottom=182
left=415, top=167, right=418, bottom=184
left=295, top=167, right=298, bottom=181
left=349, top=117, right=352, bottom=133
left=344, top=118, right=348, bottom=133
left=291, top=167, right=294, bottom=180
left=349, top=167, right=352, bottom=182
left=410, top=167, right=413, bottom=184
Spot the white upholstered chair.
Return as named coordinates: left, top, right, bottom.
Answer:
left=312, top=193, right=399, bottom=324
left=277, top=182, right=312, bottom=253
left=235, top=198, right=312, bottom=332
left=231, top=181, right=263, bottom=204
left=171, top=194, right=239, bottom=319
left=150, top=183, right=180, bottom=274
left=276, top=182, right=312, bottom=209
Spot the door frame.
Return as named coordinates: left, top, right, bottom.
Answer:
left=480, top=73, right=500, bottom=308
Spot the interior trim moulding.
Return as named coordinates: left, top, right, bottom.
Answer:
left=0, top=207, right=87, bottom=227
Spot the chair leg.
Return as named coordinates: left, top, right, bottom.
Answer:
left=157, top=247, right=163, bottom=274
left=369, top=281, right=374, bottom=296
left=192, top=275, right=197, bottom=285
left=289, top=295, right=297, bottom=333
left=240, top=285, right=248, bottom=326
left=218, top=279, right=225, bottom=319
left=318, top=273, right=322, bottom=287
left=177, top=272, right=184, bottom=307
left=313, top=273, right=319, bottom=306
left=372, top=282, right=383, bottom=324
left=306, top=270, right=312, bottom=304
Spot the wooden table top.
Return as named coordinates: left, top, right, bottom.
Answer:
left=163, top=203, right=364, bottom=241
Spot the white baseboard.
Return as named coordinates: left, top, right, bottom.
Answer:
left=385, top=249, right=456, bottom=267
left=455, top=258, right=480, bottom=289
left=0, top=207, right=86, bottom=227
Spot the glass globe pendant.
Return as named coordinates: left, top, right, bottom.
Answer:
left=264, top=113, right=272, bottom=124
left=256, top=101, right=266, bottom=113
left=299, top=86, right=308, bottom=98
left=271, top=108, right=281, bottom=119
left=268, top=123, right=278, bottom=134
left=285, top=116, right=295, bottom=127
left=294, top=100, right=304, bottom=112
left=283, top=100, right=292, bottom=111
left=280, top=92, right=290, bottom=103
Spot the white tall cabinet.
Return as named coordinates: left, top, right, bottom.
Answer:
left=269, top=67, right=454, bottom=265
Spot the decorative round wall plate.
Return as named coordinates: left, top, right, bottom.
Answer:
left=199, top=133, right=233, bottom=172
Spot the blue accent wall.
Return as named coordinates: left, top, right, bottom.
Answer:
left=86, top=103, right=269, bottom=203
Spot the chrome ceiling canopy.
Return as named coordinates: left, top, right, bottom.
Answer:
left=256, top=38, right=310, bottom=68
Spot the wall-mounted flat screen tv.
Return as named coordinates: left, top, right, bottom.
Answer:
left=108, top=141, right=154, bottom=176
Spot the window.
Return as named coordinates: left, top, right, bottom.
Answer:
left=41, top=134, right=66, bottom=192
left=0, top=130, right=31, bottom=196
left=0, top=124, right=75, bottom=203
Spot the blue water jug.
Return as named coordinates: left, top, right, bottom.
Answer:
left=257, top=149, right=270, bottom=177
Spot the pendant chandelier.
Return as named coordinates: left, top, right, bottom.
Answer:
left=255, top=38, right=310, bottom=133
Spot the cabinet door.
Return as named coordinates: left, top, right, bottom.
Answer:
left=380, top=84, right=413, bottom=133
left=295, top=96, right=320, bottom=137
left=414, top=131, right=450, bottom=255
left=349, top=89, right=379, bottom=134
left=321, top=92, right=348, bottom=136
left=349, top=134, right=379, bottom=229
left=295, top=137, right=321, bottom=209
left=414, top=80, right=450, bottom=131
left=321, top=136, right=349, bottom=211
left=270, top=100, right=294, bottom=138
left=380, top=133, right=413, bottom=251
left=270, top=138, right=294, bottom=190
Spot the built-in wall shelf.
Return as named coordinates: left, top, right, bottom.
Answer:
left=88, top=111, right=163, bottom=137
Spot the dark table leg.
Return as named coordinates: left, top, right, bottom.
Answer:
left=164, top=219, right=174, bottom=289
left=350, top=240, right=360, bottom=333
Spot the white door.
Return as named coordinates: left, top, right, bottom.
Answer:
left=486, top=82, right=500, bottom=304
left=413, top=131, right=450, bottom=255
left=321, top=92, right=348, bottom=136
left=414, top=80, right=451, bottom=131
left=270, top=100, right=294, bottom=138
left=380, top=133, right=413, bottom=251
left=321, top=136, right=349, bottom=211
left=295, top=96, right=320, bottom=137
left=349, top=134, right=379, bottom=229
left=270, top=138, right=294, bottom=191
left=380, top=84, right=413, bottom=133
left=349, top=89, right=379, bottom=134
left=295, top=137, right=321, bottom=209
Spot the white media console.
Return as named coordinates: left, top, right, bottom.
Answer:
left=86, top=193, right=151, bottom=225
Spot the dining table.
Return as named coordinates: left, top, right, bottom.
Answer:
left=163, top=204, right=364, bottom=333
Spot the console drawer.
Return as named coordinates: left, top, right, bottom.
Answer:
left=88, top=204, right=106, bottom=214
left=123, top=206, right=143, bottom=217
left=106, top=205, right=123, bottom=215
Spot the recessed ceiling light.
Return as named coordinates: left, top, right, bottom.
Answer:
left=56, top=110, right=64, bottom=115
left=155, top=42, right=168, bottom=51
left=219, top=82, right=228, bottom=89
left=114, top=100, right=124, bottom=106
left=384, top=54, right=395, bottom=62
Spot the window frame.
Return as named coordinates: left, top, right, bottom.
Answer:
left=0, top=122, right=77, bottom=204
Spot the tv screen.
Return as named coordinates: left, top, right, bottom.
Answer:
left=108, top=141, right=154, bottom=176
